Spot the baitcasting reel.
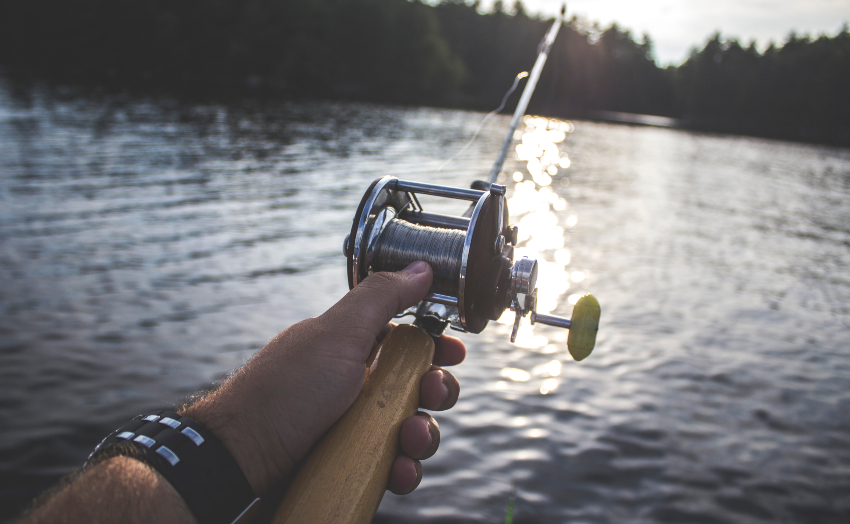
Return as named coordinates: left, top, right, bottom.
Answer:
left=343, top=176, right=600, bottom=360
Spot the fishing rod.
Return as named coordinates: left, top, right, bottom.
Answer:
left=489, top=3, right=565, bottom=183
left=272, top=5, right=599, bottom=523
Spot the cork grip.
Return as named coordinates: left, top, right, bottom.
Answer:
left=272, top=324, right=436, bottom=524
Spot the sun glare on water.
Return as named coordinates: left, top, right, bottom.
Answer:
left=497, top=116, right=587, bottom=394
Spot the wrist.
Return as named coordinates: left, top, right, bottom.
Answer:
left=86, top=410, right=260, bottom=524
left=181, top=390, right=291, bottom=496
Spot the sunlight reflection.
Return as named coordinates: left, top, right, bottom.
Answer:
left=509, top=416, right=530, bottom=427
left=554, top=249, right=570, bottom=265
left=540, top=344, right=558, bottom=354
left=511, top=449, right=547, bottom=461
left=498, top=115, right=580, bottom=386
left=510, top=323, right=549, bottom=349
left=524, top=428, right=549, bottom=438
left=501, top=368, right=531, bottom=382
left=497, top=309, right=513, bottom=325
left=498, top=116, right=577, bottom=324
left=540, top=378, right=559, bottom=395
left=552, top=197, right=566, bottom=211
left=516, top=117, right=570, bottom=190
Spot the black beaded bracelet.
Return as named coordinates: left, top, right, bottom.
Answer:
left=87, top=410, right=260, bottom=524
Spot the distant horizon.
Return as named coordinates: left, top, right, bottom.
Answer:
left=470, top=0, right=850, bottom=65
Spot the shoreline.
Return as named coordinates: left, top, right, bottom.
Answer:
left=3, top=70, right=848, bottom=150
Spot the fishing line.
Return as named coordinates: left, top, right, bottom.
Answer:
left=437, top=71, right=529, bottom=172
left=373, top=218, right=465, bottom=295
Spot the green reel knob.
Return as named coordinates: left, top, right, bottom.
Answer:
left=566, top=294, right=600, bottom=361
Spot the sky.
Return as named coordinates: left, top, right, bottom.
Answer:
left=480, top=0, right=850, bottom=64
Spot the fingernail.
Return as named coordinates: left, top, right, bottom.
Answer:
left=402, top=261, right=429, bottom=275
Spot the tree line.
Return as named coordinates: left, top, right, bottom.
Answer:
left=674, top=30, right=849, bottom=145
left=0, top=0, right=847, bottom=145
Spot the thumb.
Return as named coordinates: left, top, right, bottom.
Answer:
left=321, top=261, right=433, bottom=339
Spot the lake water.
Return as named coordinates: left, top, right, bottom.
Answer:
left=1, top=78, right=849, bottom=523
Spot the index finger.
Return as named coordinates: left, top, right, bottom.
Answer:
left=433, top=333, right=465, bottom=367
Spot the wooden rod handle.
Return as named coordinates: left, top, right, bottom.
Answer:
left=272, top=324, right=435, bottom=524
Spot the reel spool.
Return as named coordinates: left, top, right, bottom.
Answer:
left=343, top=176, right=600, bottom=360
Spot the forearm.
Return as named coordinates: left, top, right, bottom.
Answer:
left=20, top=456, right=195, bottom=524
left=19, top=265, right=460, bottom=522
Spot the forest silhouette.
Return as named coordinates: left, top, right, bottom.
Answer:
left=1, top=0, right=847, bottom=146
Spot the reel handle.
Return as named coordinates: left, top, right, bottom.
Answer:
left=272, top=325, right=435, bottom=524
left=532, top=294, right=601, bottom=361
left=565, top=294, right=600, bottom=361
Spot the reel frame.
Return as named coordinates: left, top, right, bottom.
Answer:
left=344, top=176, right=512, bottom=334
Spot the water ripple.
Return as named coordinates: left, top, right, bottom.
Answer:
left=2, top=81, right=850, bottom=522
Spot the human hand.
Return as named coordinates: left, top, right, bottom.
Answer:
left=183, top=261, right=465, bottom=496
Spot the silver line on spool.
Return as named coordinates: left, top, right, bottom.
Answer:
left=374, top=219, right=465, bottom=295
